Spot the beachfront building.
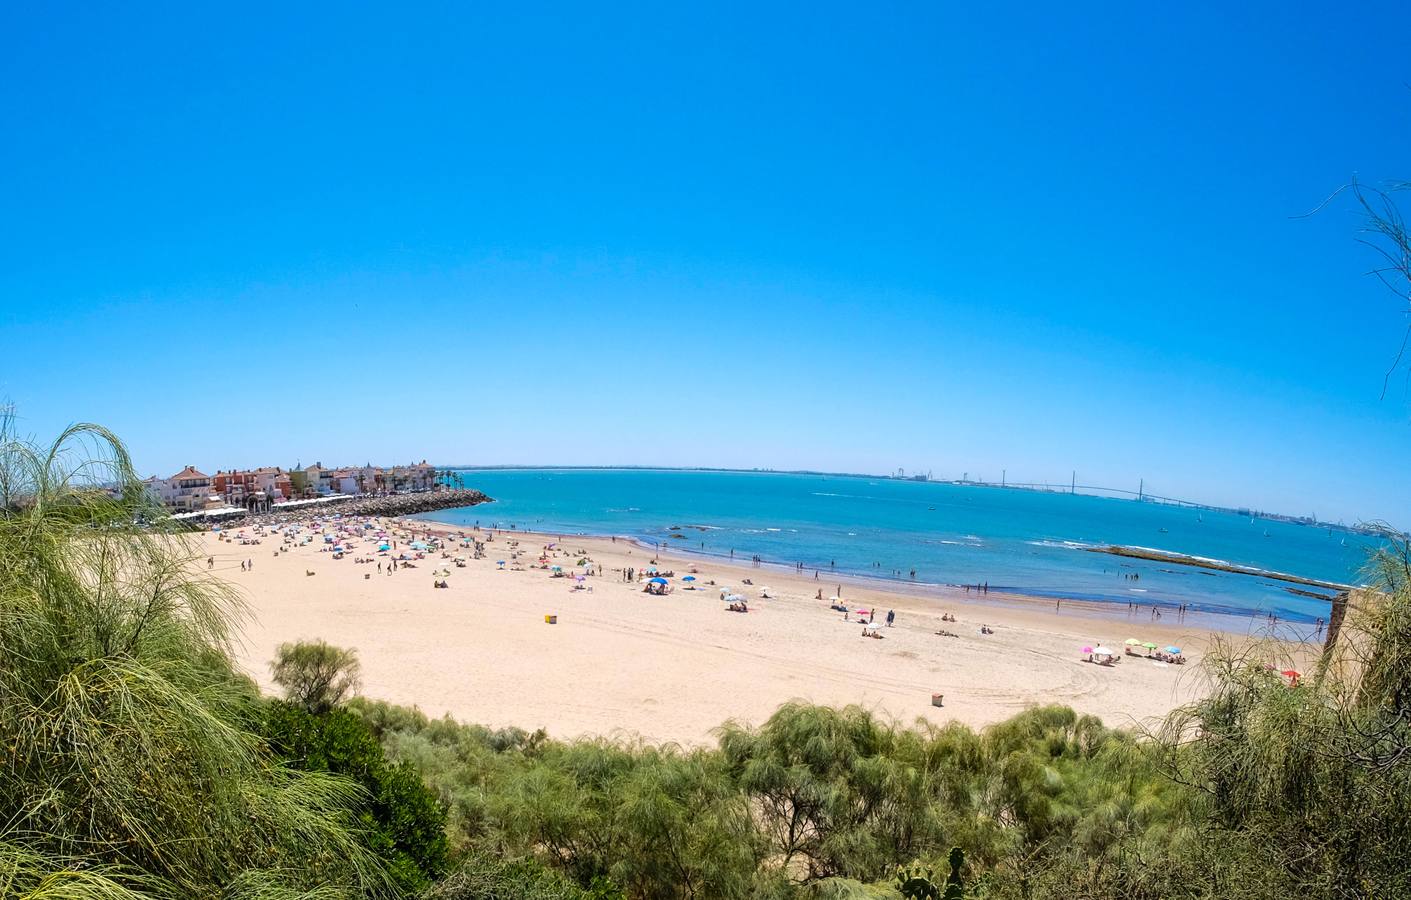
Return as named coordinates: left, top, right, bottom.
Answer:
left=386, top=461, right=437, bottom=492
left=287, top=463, right=333, bottom=498
left=213, top=467, right=287, bottom=511
left=212, top=469, right=257, bottom=505
left=141, top=475, right=175, bottom=507
left=166, top=466, right=212, bottom=511
left=252, top=466, right=286, bottom=502
left=331, top=468, right=362, bottom=495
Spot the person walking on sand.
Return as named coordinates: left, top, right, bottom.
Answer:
left=886, top=609, right=895, bottom=627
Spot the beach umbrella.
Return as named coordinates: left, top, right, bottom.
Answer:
left=682, top=575, right=696, bottom=582
left=725, top=593, right=745, bottom=602
left=410, top=540, right=429, bottom=551
left=1281, top=669, right=1301, bottom=678
left=855, top=608, right=871, bottom=616
left=1093, top=646, right=1113, bottom=655
left=829, top=595, right=840, bottom=601
left=649, top=577, right=668, bottom=584
left=550, top=565, right=562, bottom=571
left=575, top=575, right=585, bottom=582
left=1142, top=642, right=1158, bottom=650
left=1165, top=646, right=1182, bottom=654
left=1081, top=646, right=1094, bottom=654
left=1124, top=638, right=1143, bottom=646
left=496, top=560, right=506, bottom=567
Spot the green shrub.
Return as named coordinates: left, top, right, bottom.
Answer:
left=265, top=700, right=449, bottom=894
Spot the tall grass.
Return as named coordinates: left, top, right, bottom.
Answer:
left=0, top=411, right=394, bottom=898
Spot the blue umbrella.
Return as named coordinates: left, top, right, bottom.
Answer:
left=649, top=577, right=668, bottom=584
left=1165, top=646, right=1182, bottom=654
left=682, top=575, right=696, bottom=582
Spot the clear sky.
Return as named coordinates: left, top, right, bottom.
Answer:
left=2, top=2, right=1408, bottom=524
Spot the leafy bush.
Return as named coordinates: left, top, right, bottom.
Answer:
left=425, top=854, right=619, bottom=899
left=271, top=638, right=363, bottom=713
left=265, top=699, right=450, bottom=894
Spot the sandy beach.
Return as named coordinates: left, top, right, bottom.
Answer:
left=207, top=518, right=1306, bottom=745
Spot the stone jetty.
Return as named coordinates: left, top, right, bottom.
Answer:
left=187, top=489, right=492, bottom=527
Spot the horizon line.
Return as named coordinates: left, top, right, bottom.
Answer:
left=435, top=464, right=1401, bottom=536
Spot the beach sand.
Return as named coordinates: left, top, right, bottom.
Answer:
left=207, top=520, right=1305, bottom=745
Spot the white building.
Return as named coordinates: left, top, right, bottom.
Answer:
left=166, top=466, right=212, bottom=511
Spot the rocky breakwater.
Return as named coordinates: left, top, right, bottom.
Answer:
left=236, top=489, right=492, bottom=526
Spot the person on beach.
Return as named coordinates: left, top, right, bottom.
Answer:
left=886, top=609, right=895, bottom=627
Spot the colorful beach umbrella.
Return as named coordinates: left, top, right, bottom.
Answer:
left=682, top=575, right=696, bottom=582
left=649, top=576, right=668, bottom=584
left=1081, top=646, right=1094, bottom=654
left=1124, top=638, right=1143, bottom=646
left=1165, top=646, right=1182, bottom=654
left=1093, top=646, right=1114, bottom=655
left=1142, top=642, right=1158, bottom=650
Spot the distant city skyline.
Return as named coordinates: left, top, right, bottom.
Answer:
left=2, top=3, right=1409, bottom=524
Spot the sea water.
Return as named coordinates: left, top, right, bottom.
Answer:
left=415, top=469, right=1386, bottom=623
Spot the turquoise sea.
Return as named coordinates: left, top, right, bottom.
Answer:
left=416, top=469, right=1386, bottom=625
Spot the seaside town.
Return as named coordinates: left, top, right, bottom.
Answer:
left=140, top=460, right=441, bottom=514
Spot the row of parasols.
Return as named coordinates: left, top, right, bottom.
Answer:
left=1082, top=638, right=1183, bottom=657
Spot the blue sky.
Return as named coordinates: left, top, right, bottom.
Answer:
left=2, top=2, right=1408, bottom=524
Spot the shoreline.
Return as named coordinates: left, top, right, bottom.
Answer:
left=413, top=514, right=1324, bottom=640
left=212, top=514, right=1319, bottom=745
